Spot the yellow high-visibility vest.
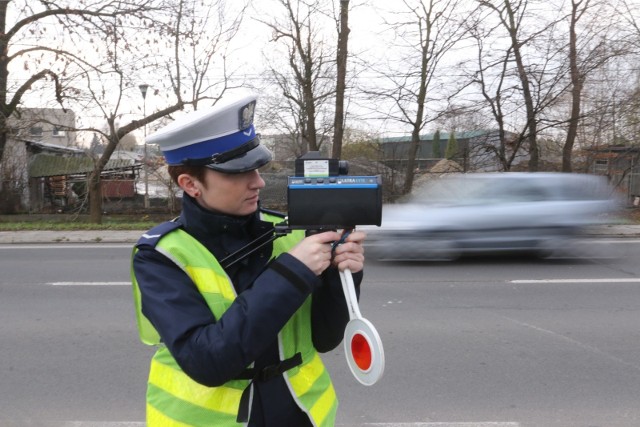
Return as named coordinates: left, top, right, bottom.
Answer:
left=131, top=214, right=338, bottom=426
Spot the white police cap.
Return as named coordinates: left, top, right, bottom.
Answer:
left=147, top=92, right=272, bottom=173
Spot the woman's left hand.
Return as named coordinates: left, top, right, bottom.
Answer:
left=331, top=230, right=366, bottom=273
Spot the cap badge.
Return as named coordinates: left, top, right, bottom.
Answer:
left=239, top=101, right=255, bottom=130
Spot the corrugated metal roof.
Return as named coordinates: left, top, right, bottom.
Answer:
left=25, top=140, right=85, bottom=154
left=28, top=154, right=137, bottom=178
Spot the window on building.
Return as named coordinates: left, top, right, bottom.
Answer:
left=29, top=127, right=43, bottom=137
left=52, top=127, right=66, bottom=137
left=594, top=159, right=608, bottom=173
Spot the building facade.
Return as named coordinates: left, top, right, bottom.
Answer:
left=8, top=108, right=77, bottom=147
left=377, top=130, right=526, bottom=172
left=1, top=108, right=138, bottom=213
left=1, top=108, right=78, bottom=212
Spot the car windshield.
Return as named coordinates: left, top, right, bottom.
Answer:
left=411, top=176, right=501, bottom=205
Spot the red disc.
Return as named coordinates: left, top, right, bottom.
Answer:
left=351, top=333, right=372, bottom=371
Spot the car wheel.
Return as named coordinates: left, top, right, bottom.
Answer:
left=392, top=238, right=460, bottom=261
left=536, top=230, right=578, bottom=259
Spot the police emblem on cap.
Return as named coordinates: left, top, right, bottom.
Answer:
left=239, top=101, right=255, bottom=130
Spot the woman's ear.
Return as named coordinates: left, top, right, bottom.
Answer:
left=177, top=174, right=201, bottom=198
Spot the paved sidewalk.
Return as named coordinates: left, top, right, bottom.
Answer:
left=583, top=224, right=640, bottom=238
left=1, top=225, right=640, bottom=244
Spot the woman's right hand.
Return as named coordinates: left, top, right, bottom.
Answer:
left=288, top=231, right=342, bottom=276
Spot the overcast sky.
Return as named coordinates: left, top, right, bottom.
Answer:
left=14, top=0, right=639, bottom=147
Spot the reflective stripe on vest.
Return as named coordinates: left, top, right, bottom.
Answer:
left=131, top=213, right=338, bottom=427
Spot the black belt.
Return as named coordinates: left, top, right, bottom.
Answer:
left=236, top=352, right=303, bottom=423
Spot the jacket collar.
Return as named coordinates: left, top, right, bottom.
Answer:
left=178, top=194, right=273, bottom=262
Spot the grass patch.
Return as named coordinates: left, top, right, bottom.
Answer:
left=0, top=214, right=170, bottom=231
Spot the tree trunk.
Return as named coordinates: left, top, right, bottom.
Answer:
left=88, top=171, right=102, bottom=224
left=402, top=38, right=430, bottom=195
left=0, top=0, right=9, bottom=163
left=88, top=132, right=120, bottom=223
left=505, top=0, right=539, bottom=171
left=563, top=0, right=583, bottom=173
left=332, top=0, right=349, bottom=159
left=403, top=126, right=422, bottom=194
left=304, top=86, right=318, bottom=151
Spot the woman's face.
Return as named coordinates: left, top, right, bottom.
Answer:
left=192, top=168, right=266, bottom=216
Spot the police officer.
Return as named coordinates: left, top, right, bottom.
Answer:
left=131, top=91, right=366, bottom=427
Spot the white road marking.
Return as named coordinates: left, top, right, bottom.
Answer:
left=341, top=424, right=520, bottom=427
left=511, top=278, right=640, bottom=284
left=60, top=424, right=145, bottom=427
left=48, top=281, right=130, bottom=286
left=0, top=423, right=145, bottom=427
left=1, top=423, right=519, bottom=427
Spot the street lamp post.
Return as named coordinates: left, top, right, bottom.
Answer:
left=139, top=84, right=150, bottom=209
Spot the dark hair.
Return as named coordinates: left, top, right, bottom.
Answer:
left=167, top=165, right=208, bottom=187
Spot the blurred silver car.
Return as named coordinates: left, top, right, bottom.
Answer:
left=364, top=172, right=619, bottom=261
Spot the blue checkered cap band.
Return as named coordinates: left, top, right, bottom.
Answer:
left=147, top=92, right=264, bottom=168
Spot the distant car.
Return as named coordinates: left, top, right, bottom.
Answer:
left=363, top=172, right=619, bottom=261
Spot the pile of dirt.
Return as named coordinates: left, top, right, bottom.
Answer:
left=412, top=159, right=463, bottom=193
left=429, top=159, right=463, bottom=174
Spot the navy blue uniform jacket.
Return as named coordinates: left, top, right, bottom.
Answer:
left=133, top=195, right=361, bottom=426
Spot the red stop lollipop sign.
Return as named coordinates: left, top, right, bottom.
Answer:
left=339, top=268, right=385, bottom=385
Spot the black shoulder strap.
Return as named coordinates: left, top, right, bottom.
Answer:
left=259, top=206, right=286, bottom=219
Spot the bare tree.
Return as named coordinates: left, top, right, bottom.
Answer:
left=0, top=1, right=153, bottom=161
left=365, top=0, right=468, bottom=194
left=561, top=0, right=623, bottom=172
left=457, top=7, right=555, bottom=172
left=617, top=76, right=640, bottom=143
left=463, top=17, right=521, bottom=171
left=476, top=0, right=561, bottom=171
left=459, top=0, right=583, bottom=172
left=260, top=0, right=337, bottom=154
left=0, top=1, right=159, bottom=214
left=0, top=0, right=247, bottom=221
left=257, top=90, right=309, bottom=159
left=620, top=0, right=640, bottom=49
left=69, top=0, right=247, bottom=222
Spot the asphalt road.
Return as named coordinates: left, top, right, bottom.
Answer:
left=1, top=239, right=640, bottom=427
